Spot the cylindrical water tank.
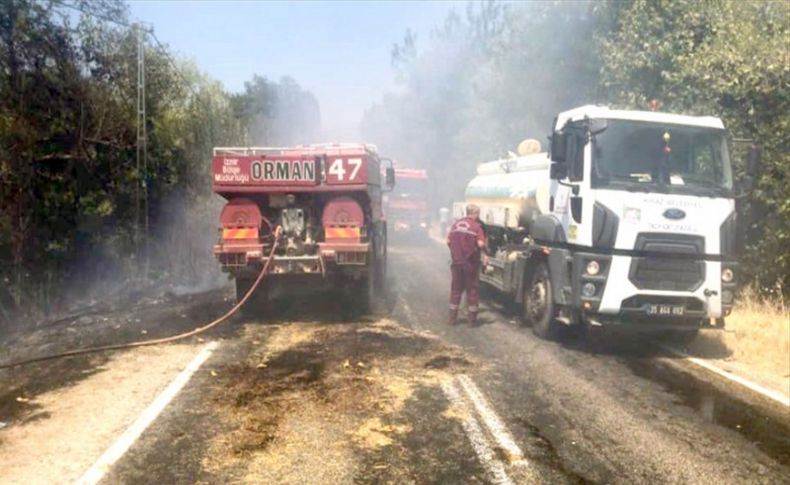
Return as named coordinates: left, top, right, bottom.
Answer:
left=464, top=152, right=551, bottom=229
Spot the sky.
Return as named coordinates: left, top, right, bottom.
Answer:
left=128, top=0, right=469, bottom=139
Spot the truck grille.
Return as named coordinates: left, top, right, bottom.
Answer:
left=628, top=234, right=705, bottom=292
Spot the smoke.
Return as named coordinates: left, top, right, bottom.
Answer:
left=241, top=75, right=322, bottom=146
left=360, top=2, right=600, bottom=213
left=147, top=190, right=228, bottom=295
left=9, top=2, right=603, bottom=323
left=71, top=75, right=326, bottom=308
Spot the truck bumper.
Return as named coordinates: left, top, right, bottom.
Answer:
left=392, top=221, right=429, bottom=233
left=215, top=242, right=371, bottom=278
left=213, top=243, right=264, bottom=269
left=574, top=252, right=735, bottom=329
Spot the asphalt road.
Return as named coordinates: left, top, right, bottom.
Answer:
left=1, top=240, right=788, bottom=484
left=388, top=241, right=789, bottom=484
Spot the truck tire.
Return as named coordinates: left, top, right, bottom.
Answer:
left=363, top=273, right=374, bottom=313
left=523, top=261, right=559, bottom=340
left=362, top=255, right=391, bottom=316
left=349, top=271, right=376, bottom=316
left=374, top=231, right=387, bottom=292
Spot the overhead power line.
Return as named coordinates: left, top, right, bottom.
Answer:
left=51, top=0, right=212, bottom=114
left=48, top=0, right=219, bottom=283
left=147, top=30, right=218, bottom=148
left=148, top=31, right=208, bottom=107
left=49, top=0, right=136, bottom=29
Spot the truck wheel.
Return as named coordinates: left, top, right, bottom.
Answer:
left=523, top=262, right=559, bottom=340
left=374, top=236, right=387, bottom=292
left=354, top=272, right=375, bottom=315
left=364, top=258, right=391, bottom=315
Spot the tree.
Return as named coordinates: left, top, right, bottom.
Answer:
left=0, top=0, right=321, bottom=324
left=361, top=1, right=599, bottom=209
left=597, top=0, right=790, bottom=289
left=232, top=75, right=320, bottom=146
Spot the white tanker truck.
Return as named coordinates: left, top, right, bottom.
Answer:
left=455, top=105, right=760, bottom=340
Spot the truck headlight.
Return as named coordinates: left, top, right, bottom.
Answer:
left=586, top=260, right=600, bottom=276
left=582, top=283, right=596, bottom=298
left=721, top=268, right=734, bottom=283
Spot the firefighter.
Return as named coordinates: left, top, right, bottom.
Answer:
left=447, top=204, right=487, bottom=325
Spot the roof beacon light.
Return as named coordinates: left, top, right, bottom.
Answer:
left=663, top=131, right=672, bottom=154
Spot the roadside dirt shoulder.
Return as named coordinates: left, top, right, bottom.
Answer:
left=0, top=343, right=202, bottom=484
left=686, top=320, right=789, bottom=403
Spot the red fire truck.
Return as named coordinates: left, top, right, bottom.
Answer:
left=212, top=144, right=394, bottom=312
left=386, top=167, right=430, bottom=239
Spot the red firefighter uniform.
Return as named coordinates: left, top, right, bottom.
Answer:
left=447, top=216, right=486, bottom=324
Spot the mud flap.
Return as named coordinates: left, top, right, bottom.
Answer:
left=514, top=254, right=529, bottom=303
left=547, top=248, right=573, bottom=306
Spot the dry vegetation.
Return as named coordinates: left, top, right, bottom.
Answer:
left=203, top=320, right=478, bottom=483
left=695, top=287, right=790, bottom=385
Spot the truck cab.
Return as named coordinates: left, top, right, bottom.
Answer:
left=540, top=106, right=742, bottom=333
left=386, top=167, right=430, bottom=239
left=462, top=105, right=758, bottom=339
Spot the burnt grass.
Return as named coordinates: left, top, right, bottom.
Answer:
left=210, top=322, right=474, bottom=465
left=0, top=352, right=110, bottom=438
left=355, top=384, right=490, bottom=484
left=0, top=288, right=237, bottom=439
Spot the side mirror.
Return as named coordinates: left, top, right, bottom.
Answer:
left=550, top=162, right=567, bottom=180
left=380, top=157, right=395, bottom=191
left=588, top=118, right=608, bottom=135
left=746, top=145, right=761, bottom=177
left=550, top=132, right=567, bottom=163
left=570, top=195, right=582, bottom=223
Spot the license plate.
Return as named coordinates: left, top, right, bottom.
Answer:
left=646, top=304, right=685, bottom=316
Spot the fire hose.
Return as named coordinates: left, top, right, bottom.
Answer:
left=0, top=226, right=283, bottom=370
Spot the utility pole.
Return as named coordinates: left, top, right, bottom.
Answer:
left=135, top=23, right=149, bottom=282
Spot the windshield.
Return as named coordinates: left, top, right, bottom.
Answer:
left=394, top=177, right=429, bottom=198
left=591, top=120, right=732, bottom=195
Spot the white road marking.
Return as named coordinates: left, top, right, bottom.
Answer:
left=432, top=231, right=788, bottom=408
left=456, top=374, right=526, bottom=465
left=75, top=341, right=220, bottom=485
left=658, top=343, right=790, bottom=407
left=397, top=292, right=419, bottom=328
left=441, top=379, right=515, bottom=485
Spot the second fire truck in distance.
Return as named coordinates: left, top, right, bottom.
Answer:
left=386, top=167, right=430, bottom=240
